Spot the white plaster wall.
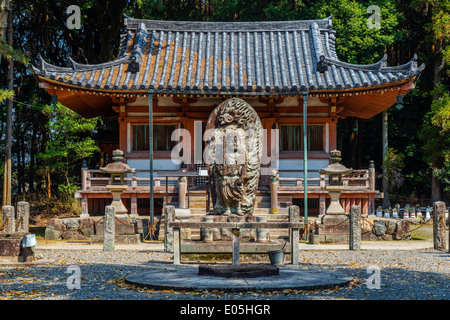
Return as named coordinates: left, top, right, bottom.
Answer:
left=278, top=159, right=329, bottom=178
left=127, top=159, right=179, bottom=177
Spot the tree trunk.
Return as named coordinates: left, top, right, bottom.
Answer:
left=47, top=172, right=51, bottom=199
left=431, top=38, right=443, bottom=202
left=382, top=110, right=390, bottom=208
left=2, top=1, right=13, bottom=206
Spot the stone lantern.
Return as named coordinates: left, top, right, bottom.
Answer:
left=320, top=150, right=352, bottom=215
left=100, top=149, right=135, bottom=216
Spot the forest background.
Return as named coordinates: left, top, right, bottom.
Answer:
left=0, top=0, right=449, bottom=216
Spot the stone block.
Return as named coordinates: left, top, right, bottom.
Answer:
left=89, top=234, right=140, bottom=244
left=96, top=217, right=135, bottom=236
left=62, top=218, right=79, bottom=230
left=116, top=234, right=140, bottom=244
left=45, top=219, right=66, bottom=240
left=309, top=234, right=323, bottom=244
left=393, top=220, right=411, bottom=240
left=321, top=214, right=348, bottom=225
left=61, top=230, right=89, bottom=240
left=361, top=232, right=378, bottom=241
left=324, top=234, right=348, bottom=243
left=373, top=219, right=386, bottom=236
left=385, top=219, right=397, bottom=234
left=0, top=238, right=22, bottom=259
left=361, top=218, right=374, bottom=234
left=79, top=218, right=94, bottom=237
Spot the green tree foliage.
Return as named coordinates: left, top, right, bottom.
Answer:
left=37, top=104, right=99, bottom=201
left=0, top=89, right=13, bottom=102
left=421, top=86, right=450, bottom=191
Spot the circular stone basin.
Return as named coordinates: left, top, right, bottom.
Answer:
left=198, top=264, right=279, bottom=278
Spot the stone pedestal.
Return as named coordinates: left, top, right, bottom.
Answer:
left=106, top=184, right=129, bottom=216
left=325, top=186, right=346, bottom=215
left=200, top=215, right=258, bottom=242
left=315, top=214, right=349, bottom=243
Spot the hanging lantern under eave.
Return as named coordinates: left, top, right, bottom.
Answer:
left=51, top=94, right=58, bottom=109
left=395, top=94, right=403, bottom=110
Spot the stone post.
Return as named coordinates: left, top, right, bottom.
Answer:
left=81, top=160, right=87, bottom=191
left=349, top=206, right=361, bottom=250
left=178, top=177, right=187, bottom=209
left=16, top=201, right=30, bottom=233
left=289, top=205, right=300, bottom=265
left=201, top=215, right=214, bottom=243
left=232, top=228, right=240, bottom=265
left=368, top=160, right=376, bottom=191
left=2, top=205, right=15, bottom=234
left=256, top=216, right=269, bottom=243
left=164, top=205, right=175, bottom=253
left=270, top=174, right=278, bottom=214
left=103, top=205, right=115, bottom=251
left=173, top=227, right=181, bottom=265
left=433, top=201, right=446, bottom=251
left=80, top=194, right=89, bottom=218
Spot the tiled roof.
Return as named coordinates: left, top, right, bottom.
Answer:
left=33, top=16, right=424, bottom=94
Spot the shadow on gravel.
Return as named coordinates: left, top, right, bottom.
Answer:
left=0, top=252, right=448, bottom=300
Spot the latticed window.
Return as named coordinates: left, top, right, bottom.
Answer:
left=280, top=124, right=323, bottom=151
left=132, top=124, right=177, bottom=151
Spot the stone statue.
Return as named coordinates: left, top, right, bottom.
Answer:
left=205, top=98, right=262, bottom=216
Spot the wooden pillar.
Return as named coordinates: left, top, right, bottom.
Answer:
left=329, top=118, right=337, bottom=151
left=382, top=111, right=390, bottom=208
left=119, top=118, right=127, bottom=153
left=130, top=194, right=138, bottom=218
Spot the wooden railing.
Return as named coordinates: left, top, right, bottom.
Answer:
left=81, top=169, right=179, bottom=191
left=277, top=169, right=373, bottom=191
left=81, top=168, right=374, bottom=192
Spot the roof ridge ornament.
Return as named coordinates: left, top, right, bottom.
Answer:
left=317, top=55, right=328, bottom=73
left=127, top=55, right=140, bottom=74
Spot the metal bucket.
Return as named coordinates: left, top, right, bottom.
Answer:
left=22, top=234, right=37, bottom=248
left=268, top=250, right=284, bottom=265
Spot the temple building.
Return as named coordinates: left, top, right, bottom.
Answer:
left=32, top=16, right=424, bottom=220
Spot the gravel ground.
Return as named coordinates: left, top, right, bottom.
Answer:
left=0, top=245, right=449, bottom=301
